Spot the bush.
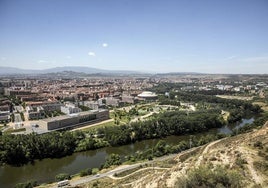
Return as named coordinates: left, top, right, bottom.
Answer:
left=103, top=153, right=122, bottom=168
left=253, top=161, right=268, bottom=175
left=79, top=168, right=92, bottom=177
left=55, top=173, right=71, bottom=181
left=175, top=165, right=244, bottom=188
left=235, top=157, right=247, bottom=169
left=91, top=168, right=99, bottom=175
left=254, top=141, right=263, bottom=149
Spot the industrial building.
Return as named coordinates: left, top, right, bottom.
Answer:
left=38, top=109, right=109, bottom=130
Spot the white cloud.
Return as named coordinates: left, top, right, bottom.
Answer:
left=102, top=43, right=108, bottom=47
left=66, top=56, right=72, bottom=59
left=1, top=57, right=6, bottom=61
left=38, top=60, right=48, bottom=63
left=225, top=55, right=237, bottom=60
left=88, top=51, right=96, bottom=56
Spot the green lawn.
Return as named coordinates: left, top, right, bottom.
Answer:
left=4, top=127, right=26, bottom=134
left=80, top=121, right=116, bottom=132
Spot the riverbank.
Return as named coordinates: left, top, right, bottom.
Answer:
left=0, top=116, right=259, bottom=188
left=56, top=122, right=268, bottom=188
left=37, top=146, right=203, bottom=188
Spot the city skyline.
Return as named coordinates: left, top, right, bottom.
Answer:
left=0, top=0, right=268, bottom=74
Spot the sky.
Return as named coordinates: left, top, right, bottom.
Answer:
left=0, top=0, right=268, bottom=74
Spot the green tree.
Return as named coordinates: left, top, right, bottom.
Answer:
left=91, top=168, right=99, bottom=175
left=79, top=168, right=92, bottom=177
left=55, top=173, right=71, bottom=181
left=103, top=153, right=122, bottom=168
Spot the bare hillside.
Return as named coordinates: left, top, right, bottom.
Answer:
left=82, top=122, right=268, bottom=188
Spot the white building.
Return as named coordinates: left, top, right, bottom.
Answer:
left=137, top=91, right=157, bottom=100
left=61, top=102, right=82, bottom=114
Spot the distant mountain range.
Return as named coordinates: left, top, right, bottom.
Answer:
left=0, top=66, right=144, bottom=75
left=2, top=66, right=264, bottom=76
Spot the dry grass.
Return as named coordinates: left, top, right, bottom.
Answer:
left=84, top=177, right=115, bottom=188
left=216, top=95, right=253, bottom=101
left=253, top=101, right=268, bottom=112
left=76, top=122, right=268, bottom=188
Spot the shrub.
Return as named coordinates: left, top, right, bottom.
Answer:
left=55, top=173, right=71, bottom=181
left=253, top=141, right=263, bottom=149
left=91, top=168, right=99, bottom=175
left=103, top=153, right=121, bottom=168
left=175, top=165, right=244, bottom=188
left=253, top=161, right=268, bottom=175
left=235, top=157, right=247, bottom=169
left=79, top=168, right=92, bottom=177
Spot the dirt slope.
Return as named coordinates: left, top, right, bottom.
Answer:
left=81, top=122, right=268, bottom=188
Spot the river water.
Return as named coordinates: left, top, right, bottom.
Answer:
left=0, top=118, right=254, bottom=188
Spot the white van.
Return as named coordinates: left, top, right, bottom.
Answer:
left=57, top=180, right=70, bottom=187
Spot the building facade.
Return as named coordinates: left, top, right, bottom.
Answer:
left=38, top=109, right=109, bottom=130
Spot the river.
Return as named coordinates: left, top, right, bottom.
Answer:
left=0, top=118, right=254, bottom=188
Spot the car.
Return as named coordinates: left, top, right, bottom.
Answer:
left=57, top=180, right=70, bottom=187
left=95, top=173, right=100, bottom=177
left=32, top=124, right=39, bottom=128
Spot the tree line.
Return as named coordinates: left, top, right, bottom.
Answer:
left=158, top=90, right=262, bottom=124
left=0, top=109, right=224, bottom=166
left=99, top=110, right=225, bottom=146
left=0, top=90, right=263, bottom=166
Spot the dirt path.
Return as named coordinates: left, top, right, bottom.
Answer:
left=239, top=146, right=265, bottom=185
left=110, top=167, right=169, bottom=180
left=71, top=119, right=113, bottom=131
left=195, top=138, right=225, bottom=166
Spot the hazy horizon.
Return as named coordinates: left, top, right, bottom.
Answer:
left=1, top=0, right=268, bottom=74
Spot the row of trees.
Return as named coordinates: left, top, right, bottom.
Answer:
left=0, top=132, right=77, bottom=165
left=98, top=110, right=225, bottom=146
left=0, top=103, right=264, bottom=166
left=0, top=109, right=224, bottom=166
left=158, top=90, right=262, bottom=124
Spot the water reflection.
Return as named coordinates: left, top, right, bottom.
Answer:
left=218, top=118, right=254, bottom=134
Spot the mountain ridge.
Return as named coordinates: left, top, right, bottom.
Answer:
left=0, top=66, right=144, bottom=75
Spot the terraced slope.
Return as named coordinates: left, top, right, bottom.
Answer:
left=79, top=122, right=268, bottom=188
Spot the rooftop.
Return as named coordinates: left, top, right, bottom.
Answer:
left=138, top=91, right=157, bottom=98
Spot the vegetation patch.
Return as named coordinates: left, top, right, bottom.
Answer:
left=79, top=168, right=92, bottom=177
left=117, top=168, right=153, bottom=185
left=175, top=165, right=245, bottom=188
left=102, top=153, right=122, bottom=169
left=4, top=127, right=26, bottom=134
left=115, top=166, right=142, bottom=177
left=55, top=173, right=71, bottom=181
left=253, top=161, right=268, bottom=176
left=80, top=121, right=115, bottom=132
left=85, top=178, right=113, bottom=188
left=253, top=140, right=268, bottom=176
left=15, top=180, right=38, bottom=188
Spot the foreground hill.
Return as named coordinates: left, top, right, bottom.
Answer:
left=82, top=122, right=268, bottom=188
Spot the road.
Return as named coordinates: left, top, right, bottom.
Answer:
left=62, top=148, right=200, bottom=187
left=71, top=119, right=113, bottom=131
left=69, top=164, right=142, bottom=187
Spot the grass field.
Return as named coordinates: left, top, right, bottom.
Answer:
left=78, top=120, right=116, bottom=132
left=4, top=127, right=26, bottom=134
